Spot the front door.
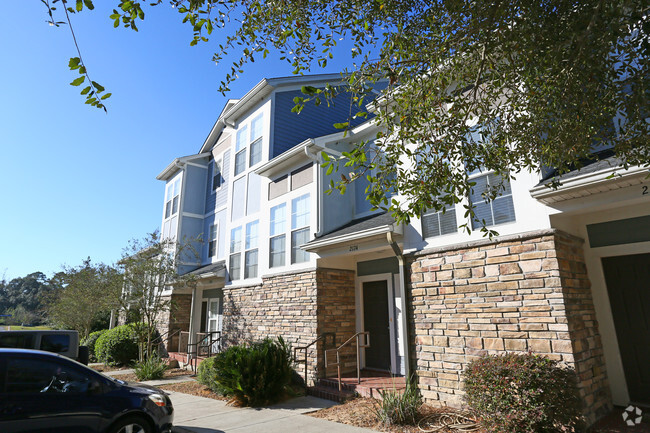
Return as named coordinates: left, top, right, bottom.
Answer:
left=206, top=298, right=221, bottom=353
left=602, top=253, right=650, bottom=405
left=363, top=280, right=391, bottom=371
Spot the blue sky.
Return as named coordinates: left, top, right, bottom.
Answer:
left=0, top=2, right=356, bottom=280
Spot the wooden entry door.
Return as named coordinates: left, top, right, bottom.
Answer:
left=602, top=253, right=650, bottom=404
left=363, top=280, right=391, bottom=371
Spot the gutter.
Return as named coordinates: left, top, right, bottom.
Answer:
left=387, top=231, right=411, bottom=380
left=303, top=224, right=398, bottom=251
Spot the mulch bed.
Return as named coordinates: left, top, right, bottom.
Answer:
left=158, top=380, right=229, bottom=402
left=110, top=368, right=193, bottom=383
left=89, top=364, right=131, bottom=373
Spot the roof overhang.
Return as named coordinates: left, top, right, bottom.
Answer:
left=303, top=221, right=403, bottom=252
left=530, top=164, right=649, bottom=205
left=156, top=153, right=211, bottom=181
left=255, top=139, right=316, bottom=178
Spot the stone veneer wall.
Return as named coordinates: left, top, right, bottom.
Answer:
left=408, top=229, right=612, bottom=425
left=155, top=293, right=192, bottom=354
left=219, top=267, right=357, bottom=385
left=316, top=268, right=357, bottom=378
left=221, top=269, right=320, bottom=383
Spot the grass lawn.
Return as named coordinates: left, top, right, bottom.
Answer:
left=4, top=325, right=54, bottom=330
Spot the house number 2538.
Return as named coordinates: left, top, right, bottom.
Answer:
left=349, top=245, right=359, bottom=252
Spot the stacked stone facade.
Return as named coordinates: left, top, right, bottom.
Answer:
left=408, top=229, right=612, bottom=424
left=156, top=293, right=192, bottom=354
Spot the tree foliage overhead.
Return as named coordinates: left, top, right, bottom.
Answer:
left=46, top=0, right=649, bottom=230
left=46, top=258, right=122, bottom=338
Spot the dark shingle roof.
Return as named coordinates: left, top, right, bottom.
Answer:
left=539, top=152, right=623, bottom=186
left=186, top=261, right=226, bottom=277
left=313, top=212, right=396, bottom=242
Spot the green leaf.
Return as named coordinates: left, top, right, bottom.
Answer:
left=83, top=0, right=94, bottom=10
left=75, top=0, right=83, bottom=12
left=70, top=76, right=85, bottom=86
left=91, top=81, right=105, bottom=92
left=68, top=57, right=81, bottom=69
left=333, top=122, right=349, bottom=130
left=101, top=93, right=112, bottom=100
left=80, top=86, right=91, bottom=95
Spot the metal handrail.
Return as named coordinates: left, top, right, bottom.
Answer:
left=293, top=332, right=335, bottom=388
left=186, top=331, right=221, bottom=372
left=151, top=327, right=181, bottom=350
left=324, top=332, right=370, bottom=391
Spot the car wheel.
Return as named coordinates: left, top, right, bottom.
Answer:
left=109, top=415, right=152, bottom=433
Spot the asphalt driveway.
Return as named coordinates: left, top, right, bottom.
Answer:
left=168, top=391, right=375, bottom=433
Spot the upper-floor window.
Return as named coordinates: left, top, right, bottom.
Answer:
left=208, top=223, right=218, bottom=257
left=229, top=226, right=242, bottom=280
left=164, top=178, right=181, bottom=219
left=269, top=204, right=286, bottom=268
left=422, top=204, right=457, bottom=239
left=291, top=194, right=310, bottom=264
left=234, top=113, right=264, bottom=177
left=212, top=159, right=224, bottom=191
left=468, top=170, right=516, bottom=229
left=245, top=220, right=259, bottom=278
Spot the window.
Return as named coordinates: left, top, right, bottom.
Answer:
left=212, top=159, right=223, bottom=191
left=40, top=334, right=70, bottom=353
left=229, top=226, right=242, bottom=280
left=421, top=206, right=457, bottom=238
left=245, top=220, right=259, bottom=278
left=208, top=223, right=218, bottom=257
left=249, top=114, right=263, bottom=167
left=269, top=175, right=288, bottom=200
left=234, top=126, right=248, bottom=176
left=164, top=178, right=180, bottom=219
left=469, top=171, right=516, bottom=229
left=269, top=204, right=286, bottom=268
left=291, top=194, right=310, bottom=264
left=6, top=358, right=91, bottom=394
left=290, top=164, right=313, bottom=190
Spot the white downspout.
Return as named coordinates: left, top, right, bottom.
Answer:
left=387, top=230, right=411, bottom=379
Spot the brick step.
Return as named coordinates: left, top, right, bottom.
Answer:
left=317, top=378, right=358, bottom=392
left=307, top=385, right=355, bottom=403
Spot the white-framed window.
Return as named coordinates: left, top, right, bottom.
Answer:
left=164, top=178, right=181, bottom=219
left=233, top=113, right=264, bottom=177
left=249, top=114, right=263, bottom=167
left=269, top=204, right=286, bottom=268
left=244, top=220, right=259, bottom=278
left=234, top=126, right=248, bottom=176
left=229, top=226, right=242, bottom=280
left=468, top=170, right=516, bottom=229
left=208, top=223, right=218, bottom=258
left=291, top=194, right=310, bottom=264
left=212, top=159, right=224, bottom=192
left=421, top=206, right=457, bottom=238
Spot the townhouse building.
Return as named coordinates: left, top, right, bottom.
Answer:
left=155, top=73, right=650, bottom=425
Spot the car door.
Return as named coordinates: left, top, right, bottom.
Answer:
left=0, top=354, right=105, bottom=433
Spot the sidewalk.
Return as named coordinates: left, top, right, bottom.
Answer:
left=167, top=391, right=376, bottom=433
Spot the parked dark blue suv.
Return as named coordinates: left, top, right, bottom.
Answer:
left=0, top=349, right=174, bottom=433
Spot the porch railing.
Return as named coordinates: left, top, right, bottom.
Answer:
left=186, top=331, right=222, bottom=372
left=324, top=332, right=370, bottom=391
left=293, top=332, right=335, bottom=388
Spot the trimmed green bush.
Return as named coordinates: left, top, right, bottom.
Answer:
left=375, top=378, right=422, bottom=426
left=82, top=329, right=108, bottom=362
left=197, top=356, right=227, bottom=395
left=134, top=355, right=168, bottom=381
left=463, top=352, right=583, bottom=433
left=95, top=324, right=139, bottom=366
left=211, top=337, right=293, bottom=406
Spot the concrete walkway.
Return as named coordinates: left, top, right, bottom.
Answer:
left=167, top=391, right=376, bottom=433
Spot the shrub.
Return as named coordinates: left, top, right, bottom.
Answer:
left=375, top=378, right=422, bottom=426
left=197, top=357, right=228, bottom=395
left=95, top=324, right=139, bottom=366
left=463, top=352, right=583, bottom=433
left=211, top=337, right=293, bottom=406
left=134, top=355, right=168, bottom=381
left=82, top=329, right=108, bottom=362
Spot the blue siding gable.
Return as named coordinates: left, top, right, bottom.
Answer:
left=272, top=89, right=376, bottom=158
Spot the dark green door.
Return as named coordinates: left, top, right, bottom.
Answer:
left=602, top=253, right=650, bottom=404
left=363, top=280, right=391, bottom=371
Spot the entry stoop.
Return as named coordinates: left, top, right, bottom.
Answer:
left=309, top=372, right=406, bottom=402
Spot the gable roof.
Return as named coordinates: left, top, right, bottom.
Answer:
left=303, top=212, right=400, bottom=252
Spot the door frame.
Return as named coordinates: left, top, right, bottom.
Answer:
left=205, top=297, right=221, bottom=351
left=356, top=273, right=397, bottom=374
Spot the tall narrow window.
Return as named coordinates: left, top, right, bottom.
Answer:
left=208, top=224, right=218, bottom=257
left=229, top=226, right=242, bottom=280
left=164, top=178, right=180, bottom=219
left=234, top=126, right=248, bottom=176
left=245, top=220, right=259, bottom=278
left=269, top=204, right=286, bottom=268
left=291, top=194, right=310, bottom=264
left=469, top=172, right=516, bottom=229
left=212, top=159, right=223, bottom=191
left=249, top=114, right=263, bottom=167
